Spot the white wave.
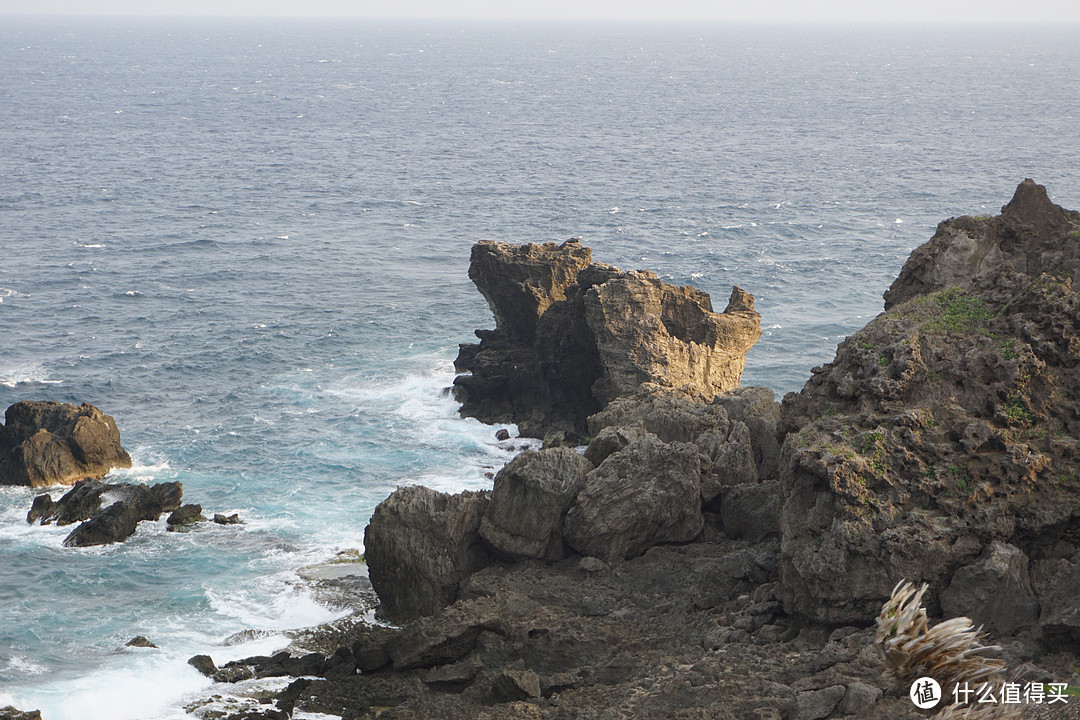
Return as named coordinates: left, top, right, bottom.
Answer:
left=1, top=655, right=48, bottom=678
left=0, top=362, right=61, bottom=388
left=206, top=581, right=346, bottom=632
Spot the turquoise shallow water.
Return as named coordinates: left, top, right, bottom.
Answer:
left=1, top=17, right=1079, bottom=718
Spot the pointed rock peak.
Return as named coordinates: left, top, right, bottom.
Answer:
left=1001, top=178, right=1055, bottom=219
left=724, top=286, right=756, bottom=314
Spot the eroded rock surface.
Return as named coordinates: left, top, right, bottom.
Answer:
left=364, top=486, right=491, bottom=623
left=0, top=401, right=132, bottom=487
left=779, top=180, right=1080, bottom=633
left=453, top=239, right=762, bottom=437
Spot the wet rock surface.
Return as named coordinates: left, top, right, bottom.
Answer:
left=453, top=239, right=762, bottom=437
left=0, top=401, right=132, bottom=487
left=26, top=479, right=183, bottom=547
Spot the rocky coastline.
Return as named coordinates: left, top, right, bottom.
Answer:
left=11, top=181, right=1080, bottom=720
left=175, top=180, right=1080, bottom=720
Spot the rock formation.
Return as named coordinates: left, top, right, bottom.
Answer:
left=27, top=479, right=183, bottom=547
left=364, top=486, right=491, bottom=622
left=453, top=239, right=762, bottom=437
left=0, top=401, right=132, bottom=487
left=200, top=181, right=1080, bottom=720
left=779, top=179, right=1080, bottom=637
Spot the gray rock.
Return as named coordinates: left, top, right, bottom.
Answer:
left=720, top=481, right=781, bottom=543
left=796, top=685, right=846, bottom=720
left=564, top=435, right=703, bottom=564
left=365, top=485, right=491, bottom=622
left=25, top=479, right=183, bottom=547
left=837, top=682, right=882, bottom=715
left=712, top=385, right=783, bottom=480
left=582, top=425, right=647, bottom=467
left=188, top=654, right=217, bottom=677
left=478, top=448, right=592, bottom=562
left=941, top=541, right=1040, bottom=636
left=490, top=668, right=541, bottom=702
left=1031, top=556, right=1080, bottom=647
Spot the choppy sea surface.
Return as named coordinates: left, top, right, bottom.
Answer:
left=1, top=16, right=1078, bottom=719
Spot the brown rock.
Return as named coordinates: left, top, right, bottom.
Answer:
left=0, top=401, right=132, bottom=487
left=453, top=240, right=762, bottom=437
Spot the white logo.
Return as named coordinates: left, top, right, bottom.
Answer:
left=911, top=677, right=942, bottom=709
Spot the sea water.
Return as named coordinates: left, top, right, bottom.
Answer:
left=1, top=17, right=1078, bottom=719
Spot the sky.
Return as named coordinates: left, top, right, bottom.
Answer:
left=0, top=0, right=1078, bottom=22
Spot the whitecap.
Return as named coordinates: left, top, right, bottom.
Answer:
left=0, top=362, right=61, bottom=388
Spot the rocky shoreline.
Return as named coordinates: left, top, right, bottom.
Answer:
left=173, top=180, right=1080, bottom=720
left=8, top=181, right=1080, bottom=720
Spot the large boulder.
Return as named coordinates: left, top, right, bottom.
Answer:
left=0, top=401, right=132, bottom=487
left=364, top=486, right=491, bottom=623
left=478, top=448, right=593, bottom=562
left=454, top=240, right=761, bottom=437
left=27, top=480, right=183, bottom=547
left=564, top=434, right=703, bottom=563
left=778, top=180, right=1080, bottom=627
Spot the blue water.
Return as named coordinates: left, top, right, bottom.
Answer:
left=1, top=16, right=1079, bottom=719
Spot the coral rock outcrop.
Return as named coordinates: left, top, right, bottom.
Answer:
left=779, top=180, right=1080, bottom=637
left=453, top=239, right=762, bottom=437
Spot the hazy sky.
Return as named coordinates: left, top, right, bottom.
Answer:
left=0, top=0, right=1078, bottom=22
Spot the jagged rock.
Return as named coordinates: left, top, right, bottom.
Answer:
left=0, top=401, right=132, bottom=487
left=478, top=448, right=593, bottom=562
left=454, top=240, right=761, bottom=436
left=837, top=682, right=882, bottom=715
left=712, top=385, right=783, bottom=480
left=582, top=425, right=646, bottom=466
left=778, top=180, right=1080, bottom=626
left=384, top=595, right=536, bottom=671
left=719, top=481, right=781, bottom=543
left=365, top=486, right=491, bottom=622
left=587, top=384, right=761, bottom=503
left=213, top=513, right=242, bottom=525
left=564, top=434, right=703, bottom=564
left=940, top=541, right=1040, bottom=636
left=0, top=709, right=41, bottom=720
left=126, top=635, right=157, bottom=648
left=26, top=479, right=183, bottom=547
left=1031, top=554, right=1080, bottom=648
left=796, top=685, right=846, bottom=720
left=490, top=668, right=541, bottom=701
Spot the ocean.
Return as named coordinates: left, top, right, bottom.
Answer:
left=0, top=16, right=1078, bottom=719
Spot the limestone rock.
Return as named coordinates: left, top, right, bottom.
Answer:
left=778, top=180, right=1080, bottom=626
left=364, top=485, right=491, bottom=622
left=454, top=240, right=761, bottom=436
left=0, top=401, right=132, bottom=487
left=564, top=435, right=703, bottom=563
left=940, top=541, right=1040, bottom=636
left=719, top=481, right=781, bottom=543
left=478, top=448, right=593, bottom=562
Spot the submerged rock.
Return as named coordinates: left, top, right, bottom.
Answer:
left=0, top=401, right=132, bottom=487
left=27, top=479, right=183, bottom=547
left=453, top=239, right=762, bottom=437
